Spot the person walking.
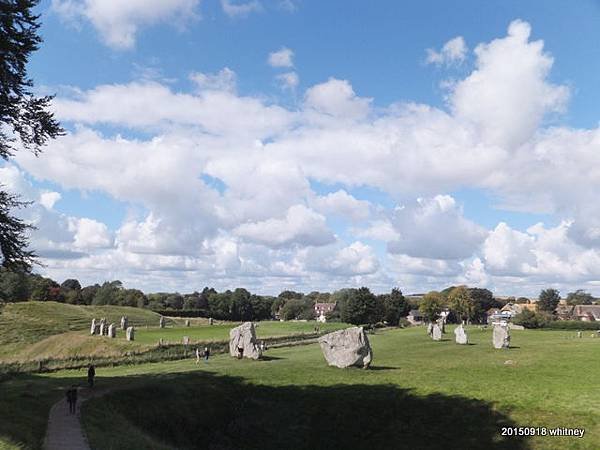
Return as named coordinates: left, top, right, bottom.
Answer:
left=87, top=364, right=96, bottom=388
left=70, top=385, right=78, bottom=414
left=195, top=347, right=201, bottom=364
left=65, top=386, right=78, bottom=414
left=66, top=387, right=73, bottom=414
left=203, top=346, right=210, bottom=363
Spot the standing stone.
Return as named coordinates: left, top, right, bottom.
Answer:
left=577, top=331, right=582, bottom=338
left=427, top=323, right=434, bottom=336
left=493, top=324, right=510, bottom=349
left=454, top=324, right=468, bottom=344
left=318, top=326, right=373, bottom=369
left=120, top=316, right=128, bottom=330
left=126, top=326, right=135, bottom=341
left=90, top=319, right=97, bottom=335
left=183, top=336, right=190, bottom=345
left=108, top=323, right=116, bottom=338
left=185, top=319, right=190, bottom=327
left=99, top=319, right=107, bottom=336
left=208, top=317, right=214, bottom=326
left=432, top=324, right=442, bottom=341
left=159, top=316, right=165, bottom=328
left=437, top=317, right=446, bottom=334
left=229, top=322, right=262, bottom=360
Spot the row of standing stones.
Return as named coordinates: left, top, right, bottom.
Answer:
left=227, top=320, right=512, bottom=371
left=427, top=319, right=510, bottom=349
left=90, top=317, right=135, bottom=341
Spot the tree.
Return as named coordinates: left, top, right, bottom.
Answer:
left=537, top=288, right=560, bottom=313
left=80, top=284, right=100, bottom=305
left=566, top=290, right=594, bottom=306
left=60, top=278, right=82, bottom=304
left=419, top=291, right=445, bottom=322
left=381, top=288, right=409, bottom=326
left=0, top=267, right=29, bottom=301
left=0, top=1, right=63, bottom=270
left=448, top=286, right=475, bottom=323
left=340, top=287, right=377, bottom=325
left=230, top=288, right=253, bottom=321
left=30, top=276, right=62, bottom=302
left=60, top=279, right=81, bottom=291
left=92, top=281, right=123, bottom=305
left=467, top=288, right=498, bottom=323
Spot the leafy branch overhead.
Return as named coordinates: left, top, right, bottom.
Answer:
left=0, top=0, right=63, bottom=270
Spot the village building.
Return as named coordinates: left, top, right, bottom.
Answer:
left=407, top=309, right=423, bottom=325
left=572, top=305, right=600, bottom=321
left=314, top=302, right=336, bottom=322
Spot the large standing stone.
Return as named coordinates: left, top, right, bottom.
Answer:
left=99, top=319, right=107, bottom=336
left=208, top=317, right=214, bottom=326
left=432, top=324, right=442, bottom=341
left=126, top=326, right=135, bottom=341
left=108, top=323, right=116, bottom=338
left=318, top=326, right=373, bottom=369
left=437, top=317, right=446, bottom=334
left=120, top=316, right=128, bottom=330
left=183, top=336, right=190, bottom=345
left=427, top=323, right=434, bottom=336
left=185, top=319, right=190, bottom=327
left=159, top=316, right=165, bottom=328
left=90, top=319, right=97, bottom=335
left=454, top=324, right=468, bottom=344
left=229, top=322, right=262, bottom=360
left=493, top=324, right=510, bottom=349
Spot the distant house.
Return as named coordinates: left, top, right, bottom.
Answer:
left=500, top=303, right=537, bottom=318
left=314, top=302, right=336, bottom=321
left=407, top=309, right=423, bottom=325
left=555, top=303, right=574, bottom=320
left=572, top=305, right=600, bottom=322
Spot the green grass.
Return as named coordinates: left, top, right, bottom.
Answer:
left=132, top=320, right=348, bottom=345
left=2, top=326, right=600, bottom=449
left=0, top=302, right=161, bottom=361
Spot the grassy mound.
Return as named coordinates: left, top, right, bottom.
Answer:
left=0, top=302, right=161, bottom=360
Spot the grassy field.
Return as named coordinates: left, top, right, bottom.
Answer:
left=0, top=301, right=347, bottom=364
left=132, top=320, right=347, bottom=345
left=1, top=326, right=600, bottom=449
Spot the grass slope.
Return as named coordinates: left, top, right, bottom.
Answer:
left=2, top=326, right=600, bottom=449
left=0, top=302, right=161, bottom=361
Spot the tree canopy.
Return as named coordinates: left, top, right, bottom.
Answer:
left=0, top=0, right=63, bottom=271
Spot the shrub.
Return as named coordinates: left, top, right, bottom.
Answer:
left=512, top=310, right=552, bottom=329
left=545, top=320, right=600, bottom=331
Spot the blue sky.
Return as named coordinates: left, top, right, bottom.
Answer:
left=3, top=0, right=600, bottom=296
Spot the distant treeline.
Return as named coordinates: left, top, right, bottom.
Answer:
left=1, top=269, right=596, bottom=326
left=0, top=269, right=409, bottom=325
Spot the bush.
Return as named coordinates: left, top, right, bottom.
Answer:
left=398, top=318, right=411, bottom=328
left=545, top=320, right=600, bottom=330
left=512, top=310, right=552, bottom=329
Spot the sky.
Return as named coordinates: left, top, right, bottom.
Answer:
left=3, top=0, right=600, bottom=296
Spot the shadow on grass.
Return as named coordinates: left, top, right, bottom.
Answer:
left=366, top=365, right=400, bottom=371
left=76, top=371, right=530, bottom=450
left=258, top=355, right=285, bottom=361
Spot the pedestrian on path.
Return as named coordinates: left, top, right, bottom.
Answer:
left=66, top=386, right=78, bottom=414
left=196, top=347, right=201, bottom=364
left=87, top=364, right=95, bottom=388
left=203, top=346, right=210, bottom=362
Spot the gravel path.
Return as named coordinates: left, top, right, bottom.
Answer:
left=44, top=387, right=108, bottom=450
